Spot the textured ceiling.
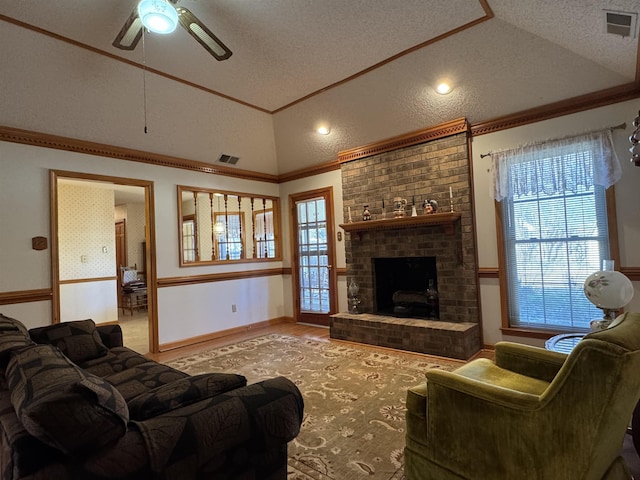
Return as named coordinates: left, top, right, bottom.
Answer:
left=1, top=0, right=637, bottom=114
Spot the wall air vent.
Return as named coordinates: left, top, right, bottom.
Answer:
left=604, top=10, right=637, bottom=38
left=218, top=154, right=240, bottom=165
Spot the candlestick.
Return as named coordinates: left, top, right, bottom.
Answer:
left=449, top=187, right=454, bottom=212
left=348, top=206, right=353, bottom=223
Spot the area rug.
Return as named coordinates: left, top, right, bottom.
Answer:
left=167, top=334, right=463, bottom=480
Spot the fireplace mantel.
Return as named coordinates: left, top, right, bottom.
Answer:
left=340, top=212, right=461, bottom=240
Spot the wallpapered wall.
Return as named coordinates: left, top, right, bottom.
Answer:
left=58, top=184, right=116, bottom=280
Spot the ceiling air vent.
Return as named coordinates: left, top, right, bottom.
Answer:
left=218, top=154, right=240, bottom=165
left=604, top=10, right=637, bottom=38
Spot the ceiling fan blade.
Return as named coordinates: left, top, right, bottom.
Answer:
left=175, top=7, right=232, bottom=61
left=113, top=9, right=143, bottom=50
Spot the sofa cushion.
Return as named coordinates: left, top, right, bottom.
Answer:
left=77, top=346, right=150, bottom=377
left=104, top=361, right=190, bottom=401
left=6, top=344, right=129, bottom=455
left=128, top=373, right=247, bottom=420
left=29, top=319, right=108, bottom=363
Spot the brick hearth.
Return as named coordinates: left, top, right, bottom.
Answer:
left=330, top=313, right=480, bottom=360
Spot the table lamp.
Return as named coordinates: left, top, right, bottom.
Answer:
left=583, top=261, right=634, bottom=330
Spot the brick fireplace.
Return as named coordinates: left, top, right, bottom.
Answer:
left=330, top=120, right=481, bottom=360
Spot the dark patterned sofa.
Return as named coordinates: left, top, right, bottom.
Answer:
left=0, top=314, right=304, bottom=479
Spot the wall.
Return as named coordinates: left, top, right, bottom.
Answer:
left=0, top=141, right=283, bottom=343
left=58, top=183, right=118, bottom=323
left=0, top=21, right=278, bottom=176
left=471, top=99, right=640, bottom=347
left=279, top=170, right=347, bottom=317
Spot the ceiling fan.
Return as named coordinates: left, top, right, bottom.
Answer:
left=112, top=0, right=232, bottom=61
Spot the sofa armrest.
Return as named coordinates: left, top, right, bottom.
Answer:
left=95, top=324, right=124, bottom=349
left=134, top=376, right=303, bottom=478
left=494, top=341, right=566, bottom=382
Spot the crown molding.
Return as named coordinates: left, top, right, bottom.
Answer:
left=337, top=118, right=469, bottom=164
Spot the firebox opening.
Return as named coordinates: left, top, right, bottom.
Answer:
left=373, top=257, right=438, bottom=319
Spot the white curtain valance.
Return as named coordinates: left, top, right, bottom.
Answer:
left=490, top=130, right=622, bottom=201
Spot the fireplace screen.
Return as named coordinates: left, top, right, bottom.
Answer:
left=373, top=257, right=438, bottom=319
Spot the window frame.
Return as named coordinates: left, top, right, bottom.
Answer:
left=176, top=185, right=282, bottom=266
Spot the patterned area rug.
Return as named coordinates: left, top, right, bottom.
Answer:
left=167, top=334, right=462, bottom=480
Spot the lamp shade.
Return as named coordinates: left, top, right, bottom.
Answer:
left=583, top=270, right=634, bottom=310
left=138, top=0, right=179, bottom=34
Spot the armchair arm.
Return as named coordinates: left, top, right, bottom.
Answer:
left=426, top=368, right=543, bottom=411
left=134, top=376, right=303, bottom=478
left=494, top=341, right=566, bottom=382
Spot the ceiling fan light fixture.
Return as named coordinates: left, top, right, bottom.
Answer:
left=138, top=0, right=179, bottom=34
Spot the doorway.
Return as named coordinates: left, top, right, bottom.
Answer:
left=50, top=170, right=157, bottom=353
left=290, top=188, right=337, bottom=326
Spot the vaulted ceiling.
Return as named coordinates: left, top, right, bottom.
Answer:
left=1, top=0, right=638, bottom=114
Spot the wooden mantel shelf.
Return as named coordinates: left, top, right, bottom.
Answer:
left=339, top=212, right=461, bottom=239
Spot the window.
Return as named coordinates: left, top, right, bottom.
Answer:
left=255, top=209, right=275, bottom=258
left=493, top=131, right=622, bottom=331
left=182, top=215, right=196, bottom=262
left=214, top=212, right=244, bottom=260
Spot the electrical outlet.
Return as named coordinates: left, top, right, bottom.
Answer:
left=231, top=304, right=237, bottom=313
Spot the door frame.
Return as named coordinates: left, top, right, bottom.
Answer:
left=289, top=187, right=337, bottom=325
left=50, top=170, right=159, bottom=353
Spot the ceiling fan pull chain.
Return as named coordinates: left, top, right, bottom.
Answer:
left=142, top=28, right=148, bottom=134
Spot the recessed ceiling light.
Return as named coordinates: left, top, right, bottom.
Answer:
left=436, top=83, right=452, bottom=95
left=317, top=126, right=331, bottom=135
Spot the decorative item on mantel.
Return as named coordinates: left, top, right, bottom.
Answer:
left=631, top=110, right=640, bottom=166
left=393, top=197, right=407, bottom=218
left=362, top=205, right=371, bottom=221
left=583, top=260, right=634, bottom=330
left=449, top=186, right=454, bottom=212
left=348, top=278, right=361, bottom=314
left=381, top=198, right=387, bottom=219
left=347, top=206, right=353, bottom=223
left=422, top=199, right=438, bottom=214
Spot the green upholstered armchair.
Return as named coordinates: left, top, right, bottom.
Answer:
left=405, top=312, right=640, bottom=480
